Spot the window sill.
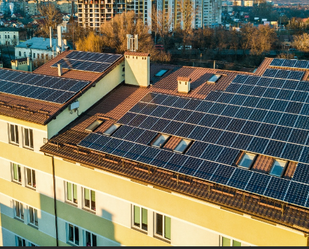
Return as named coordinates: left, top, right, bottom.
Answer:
left=65, top=201, right=78, bottom=207
left=12, top=180, right=22, bottom=185
left=131, top=226, right=148, bottom=235
left=153, top=235, right=171, bottom=244
left=9, top=142, right=19, bottom=146
left=14, top=217, right=24, bottom=223
left=67, top=241, right=79, bottom=246
left=23, top=146, right=34, bottom=151
left=82, top=207, right=96, bottom=214
left=28, top=223, right=38, bottom=229
left=25, top=185, right=36, bottom=191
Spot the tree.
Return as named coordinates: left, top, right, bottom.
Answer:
left=63, top=18, right=90, bottom=50
left=250, top=25, right=277, bottom=55
left=292, top=33, right=309, bottom=52
left=100, top=11, right=170, bottom=62
left=35, top=3, right=62, bottom=38
left=75, top=31, right=104, bottom=52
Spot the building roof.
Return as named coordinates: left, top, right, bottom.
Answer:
left=16, top=37, right=58, bottom=50
left=40, top=56, right=309, bottom=232
left=0, top=50, right=124, bottom=124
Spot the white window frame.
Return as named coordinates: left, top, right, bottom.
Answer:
left=269, top=159, right=287, bottom=177
left=84, top=230, right=97, bottom=246
left=23, top=127, right=34, bottom=149
left=15, top=235, right=26, bottom=246
left=104, top=124, right=120, bottom=136
left=152, top=134, right=170, bottom=148
left=238, top=152, right=256, bottom=169
left=174, top=139, right=191, bottom=153
left=9, top=123, right=19, bottom=145
left=83, top=188, right=96, bottom=212
left=220, top=236, right=241, bottom=246
left=25, top=167, right=36, bottom=189
left=65, top=182, right=78, bottom=205
left=11, top=162, right=21, bottom=184
left=67, top=223, right=80, bottom=246
left=28, top=206, right=38, bottom=228
left=14, top=200, right=24, bottom=221
left=154, top=213, right=171, bottom=241
left=132, top=205, right=148, bottom=232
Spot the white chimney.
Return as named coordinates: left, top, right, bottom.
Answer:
left=49, top=26, right=52, bottom=49
left=177, top=77, right=191, bottom=93
left=58, top=63, right=62, bottom=76
left=57, top=25, right=62, bottom=51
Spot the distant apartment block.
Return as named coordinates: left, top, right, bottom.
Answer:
left=0, top=27, right=19, bottom=46
left=77, top=0, right=221, bottom=30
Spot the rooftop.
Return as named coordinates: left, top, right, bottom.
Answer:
left=40, top=55, right=309, bottom=233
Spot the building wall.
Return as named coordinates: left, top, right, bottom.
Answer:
left=47, top=61, right=125, bottom=139
left=0, top=31, right=19, bottom=46
left=15, top=47, right=54, bottom=61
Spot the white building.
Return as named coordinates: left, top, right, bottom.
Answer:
left=0, top=27, right=19, bottom=46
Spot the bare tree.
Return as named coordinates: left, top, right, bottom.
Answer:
left=75, top=31, right=104, bottom=52
left=250, top=25, right=277, bottom=55
left=35, top=3, right=62, bottom=38
left=292, top=33, right=309, bottom=52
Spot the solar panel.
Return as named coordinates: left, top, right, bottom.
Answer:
left=295, top=116, right=309, bottom=130
left=244, top=76, right=260, bottom=85
left=263, top=111, right=282, bottom=125
left=151, top=150, right=174, bottom=168
left=256, top=98, right=274, bottom=109
left=179, top=157, right=205, bottom=175
left=248, top=109, right=267, bottom=122
left=294, top=60, right=309, bottom=69
left=139, top=116, right=158, bottom=129
left=200, top=144, right=223, bottom=161
left=174, top=123, right=195, bottom=137
left=284, top=181, right=309, bottom=207
left=292, top=163, right=309, bottom=184
left=263, top=87, right=280, bottom=98
left=297, top=81, right=309, bottom=92
left=187, top=126, right=210, bottom=140
left=210, top=164, right=235, bottom=184
left=174, top=109, right=192, bottom=122
left=138, top=147, right=160, bottom=164
left=194, top=161, right=219, bottom=181
left=183, top=99, right=202, bottom=110
left=282, top=59, right=297, bottom=68
left=230, top=94, right=247, bottom=105
left=162, top=107, right=181, bottom=119
left=186, top=112, right=205, bottom=125
left=112, top=125, right=133, bottom=139
left=270, top=58, right=284, bottom=67
left=202, top=129, right=223, bottom=144
left=195, top=101, right=214, bottom=113
left=221, top=105, right=239, bottom=117
left=89, top=135, right=112, bottom=151
left=275, top=70, right=290, bottom=79
left=123, top=127, right=144, bottom=142
left=186, top=141, right=209, bottom=158
left=227, top=168, right=253, bottom=189
left=232, top=134, right=253, bottom=150
left=270, top=100, right=288, bottom=112
left=152, top=94, right=168, bottom=105
left=264, top=177, right=290, bottom=200
left=238, top=85, right=253, bottom=95
left=216, top=93, right=234, bottom=103
left=291, top=91, right=308, bottom=102
left=150, top=106, right=169, bottom=117
left=225, top=83, right=242, bottom=93
left=256, top=123, right=276, bottom=138
left=125, top=144, right=147, bottom=161
left=172, top=98, right=190, bottom=108
left=278, top=113, right=297, bottom=127
left=151, top=119, right=171, bottom=132
left=212, top=116, right=232, bottom=130
left=199, top=114, right=219, bottom=127
left=256, top=77, right=272, bottom=87
left=164, top=153, right=188, bottom=172
left=118, top=112, right=136, bottom=125
left=271, top=126, right=292, bottom=141
left=232, top=75, right=248, bottom=83
left=78, top=133, right=101, bottom=148
left=250, top=86, right=267, bottom=97
left=280, top=143, right=303, bottom=161
left=135, top=130, right=157, bottom=145
left=263, top=69, right=278, bottom=78
left=140, top=104, right=156, bottom=115
left=204, top=91, right=222, bottom=101
left=247, top=137, right=269, bottom=154
left=226, top=119, right=246, bottom=132
left=243, top=96, right=260, bottom=108
left=216, top=147, right=239, bottom=165
left=288, top=71, right=304, bottom=81
left=285, top=102, right=303, bottom=114
left=245, top=172, right=271, bottom=195
left=161, top=95, right=179, bottom=106
left=240, top=121, right=261, bottom=135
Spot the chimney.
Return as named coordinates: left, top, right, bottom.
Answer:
left=49, top=26, right=52, bottom=49
left=58, top=63, right=62, bottom=76
left=177, top=77, right=191, bottom=93
left=57, top=25, right=62, bottom=51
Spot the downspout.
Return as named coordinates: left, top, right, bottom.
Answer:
left=48, top=154, right=59, bottom=246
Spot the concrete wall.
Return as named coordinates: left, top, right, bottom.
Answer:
left=125, top=54, right=150, bottom=87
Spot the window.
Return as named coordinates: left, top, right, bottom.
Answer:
left=9, top=124, right=19, bottom=144
left=85, top=231, right=97, bottom=246
left=16, top=236, right=26, bottom=246
left=155, top=213, right=171, bottom=240
left=104, top=124, right=120, bottom=135
left=33, top=53, right=36, bottom=58
left=83, top=188, right=95, bottom=211
left=152, top=134, right=170, bottom=148
left=19, top=51, right=21, bottom=57
left=11, top=163, right=21, bottom=184
left=207, top=74, right=221, bottom=84
left=28, top=206, right=38, bottom=227
left=238, top=152, right=256, bottom=169
left=270, top=159, right=286, bottom=177
left=23, top=128, right=33, bottom=149
left=25, top=168, right=36, bottom=189
left=221, top=236, right=241, bottom=246
left=85, top=120, right=103, bottom=132
left=132, top=205, right=148, bottom=231
left=67, top=223, right=79, bottom=245
left=14, top=200, right=24, bottom=220
left=66, top=182, right=78, bottom=204
left=155, top=69, right=168, bottom=77
left=174, top=139, right=191, bottom=153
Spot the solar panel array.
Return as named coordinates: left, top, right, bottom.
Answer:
left=270, top=58, right=309, bottom=70
left=78, top=66, right=309, bottom=209
left=0, top=69, right=90, bottom=104
left=51, top=51, right=122, bottom=73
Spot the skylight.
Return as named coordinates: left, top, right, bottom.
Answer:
left=85, top=120, right=103, bottom=132
left=104, top=124, right=120, bottom=136
left=155, top=69, right=168, bottom=77
left=152, top=134, right=170, bottom=148
left=269, top=159, right=287, bottom=177
left=207, top=74, right=221, bottom=84
left=174, top=139, right=191, bottom=153
left=238, top=152, right=256, bottom=169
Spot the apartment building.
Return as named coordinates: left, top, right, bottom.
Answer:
left=0, top=27, right=19, bottom=46
left=1, top=50, right=309, bottom=246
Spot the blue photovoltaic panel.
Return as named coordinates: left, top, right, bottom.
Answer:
left=205, top=91, right=222, bottom=102
left=288, top=129, right=309, bottom=144
left=178, top=157, right=205, bottom=175
left=275, top=70, right=290, bottom=79
left=263, top=111, right=282, bottom=125
left=288, top=71, right=304, bottom=81
left=243, top=96, right=260, bottom=108
left=238, top=85, right=253, bottom=95
left=279, top=113, right=297, bottom=127
left=256, top=77, right=272, bottom=87
left=270, top=58, right=284, bottom=66
left=232, top=75, right=248, bottom=83
left=140, top=104, right=156, bottom=115
left=247, top=137, right=269, bottom=154
left=100, top=138, right=123, bottom=154
left=292, top=163, right=309, bottom=184
left=282, top=59, right=297, bottom=68
left=264, top=140, right=286, bottom=158
left=208, top=103, right=226, bottom=115
left=202, top=129, right=223, bottom=144
left=263, top=87, right=280, bottom=98
left=196, top=101, right=214, bottom=113
left=284, top=181, right=309, bottom=207
left=240, top=121, right=261, bottom=135
left=186, top=112, right=206, bottom=125
left=135, top=130, right=157, bottom=145
left=210, top=164, right=235, bottom=185
left=151, top=150, right=174, bottom=168
left=194, top=161, right=219, bottom=181
left=225, top=83, right=241, bottom=93
left=294, top=60, right=309, bottom=69
left=139, top=116, right=158, bottom=129
left=226, top=119, right=246, bottom=132
left=291, top=91, right=308, bottom=102
left=232, top=134, right=253, bottom=150
left=263, top=69, right=278, bottom=77
left=280, top=143, right=303, bottom=161
left=270, top=100, right=288, bottom=112
left=200, top=144, right=223, bottom=162
left=138, top=147, right=160, bottom=164
left=175, top=123, right=195, bottom=138
left=217, top=93, right=234, bottom=103
left=271, top=126, right=292, bottom=141
left=256, top=123, right=275, bottom=138
left=129, top=102, right=147, bottom=113
left=234, top=107, right=253, bottom=120
left=122, top=127, right=144, bottom=142
left=227, top=168, right=253, bottom=190
left=244, top=76, right=260, bottom=85
left=152, top=94, right=168, bottom=105
left=162, top=121, right=183, bottom=135
left=174, top=109, right=192, bottom=122
left=78, top=133, right=101, bottom=148
left=186, top=141, right=209, bottom=158
left=216, top=147, right=240, bottom=165
left=125, top=144, right=147, bottom=161
left=161, top=95, right=179, bottom=106
left=89, top=135, right=112, bottom=151
left=295, top=116, right=309, bottom=130
left=212, top=116, right=232, bottom=130
left=140, top=93, right=156, bottom=103
left=164, top=153, right=188, bottom=172
left=162, top=107, right=181, bottom=119
left=187, top=126, right=210, bottom=140
left=117, top=113, right=136, bottom=125
left=216, top=132, right=238, bottom=147
left=297, top=81, right=309, bottom=92
left=249, top=109, right=267, bottom=122
left=230, top=94, right=247, bottom=105
left=151, top=119, right=171, bottom=132
left=264, top=177, right=290, bottom=200
left=283, top=79, right=299, bottom=90
left=128, top=114, right=147, bottom=127
left=245, top=172, right=271, bottom=195
left=221, top=105, right=240, bottom=117
left=199, top=114, right=218, bottom=127
left=172, top=98, right=190, bottom=108
left=183, top=99, right=202, bottom=110
left=112, top=125, right=134, bottom=139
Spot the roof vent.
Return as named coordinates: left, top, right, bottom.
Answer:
left=207, top=74, right=221, bottom=84
left=177, top=77, right=191, bottom=93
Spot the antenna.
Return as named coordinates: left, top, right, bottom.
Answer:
left=126, top=34, right=138, bottom=52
